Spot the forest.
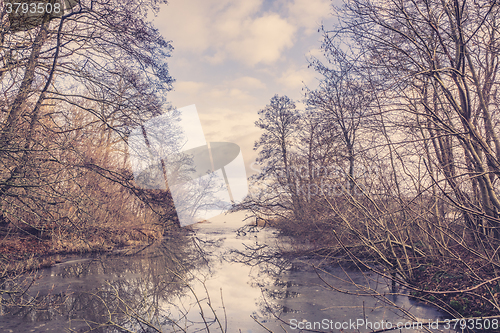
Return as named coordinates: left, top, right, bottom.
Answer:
left=1, top=0, right=500, bottom=329
left=242, top=0, right=500, bottom=320
left=0, top=0, right=179, bottom=272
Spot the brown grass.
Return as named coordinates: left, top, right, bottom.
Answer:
left=0, top=222, right=164, bottom=274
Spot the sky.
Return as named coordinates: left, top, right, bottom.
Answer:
left=153, top=0, right=338, bottom=173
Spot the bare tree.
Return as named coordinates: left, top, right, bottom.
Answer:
left=0, top=0, right=176, bottom=263
left=307, top=43, right=372, bottom=195
left=334, top=0, right=500, bottom=242
left=290, top=0, right=500, bottom=318
left=240, top=95, right=302, bottom=221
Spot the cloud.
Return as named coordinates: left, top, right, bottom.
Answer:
left=277, top=66, right=317, bottom=90
left=173, top=81, right=206, bottom=94
left=288, top=0, right=332, bottom=35
left=154, top=0, right=212, bottom=52
left=157, top=0, right=296, bottom=67
left=157, top=0, right=334, bottom=68
left=154, top=0, right=334, bottom=164
left=231, top=76, right=266, bottom=90
left=206, top=87, right=254, bottom=102
left=198, top=105, right=261, bottom=145
left=225, top=14, right=296, bottom=66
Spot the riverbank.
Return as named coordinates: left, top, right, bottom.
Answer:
left=0, top=223, right=165, bottom=274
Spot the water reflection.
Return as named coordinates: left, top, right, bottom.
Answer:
left=252, top=260, right=449, bottom=333
left=0, top=233, right=221, bottom=332
left=0, top=213, right=451, bottom=332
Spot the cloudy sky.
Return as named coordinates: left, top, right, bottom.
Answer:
left=153, top=0, right=338, bottom=171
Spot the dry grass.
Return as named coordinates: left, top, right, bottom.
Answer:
left=0, top=220, right=165, bottom=274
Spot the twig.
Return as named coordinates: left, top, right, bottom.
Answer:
left=220, top=287, right=227, bottom=333
left=250, top=315, right=275, bottom=332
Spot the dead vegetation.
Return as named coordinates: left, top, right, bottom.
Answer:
left=240, top=0, right=500, bottom=322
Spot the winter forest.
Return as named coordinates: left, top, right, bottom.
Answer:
left=1, top=0, right=500, bottom=331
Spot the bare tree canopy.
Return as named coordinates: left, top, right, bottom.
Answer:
left=243, top=0, right=500, bottom=319
left=0, top=0, right=176, bottom=259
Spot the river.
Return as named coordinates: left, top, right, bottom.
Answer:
left=0, top=212, right=452, bottom=332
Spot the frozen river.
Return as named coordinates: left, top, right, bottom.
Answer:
left=0, top=212, right=451, bottom=332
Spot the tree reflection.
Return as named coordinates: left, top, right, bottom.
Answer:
left=0, top=232, right=225, bottom=332
left=229, top=231, right=447, bottom=333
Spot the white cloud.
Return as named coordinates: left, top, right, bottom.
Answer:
left=277, top=66, right=317, bottom=90
left=207, top=87, right=254, bottom=102
left=157, top=0, right=296, bottom=67
left=155, top=0, right=335, bottom=162
left=154, top=0, right=212, bottom=52
left=288, top=0, right=332, bottom=35
left=225, top=14, right=296, bottom=66
left=230, top=76, right=266, bottom=90
left=174, top=81, right=206, bottom=94
left=215, top=0, right=263, bottom=35
left=199, top=105, right=260, bottom=140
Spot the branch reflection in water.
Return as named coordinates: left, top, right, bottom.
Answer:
left=0, top=231, right=228, bottom=332
left=228, top=224, right=453, bottom=333
left=0, top=213, right=451, bottom=333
